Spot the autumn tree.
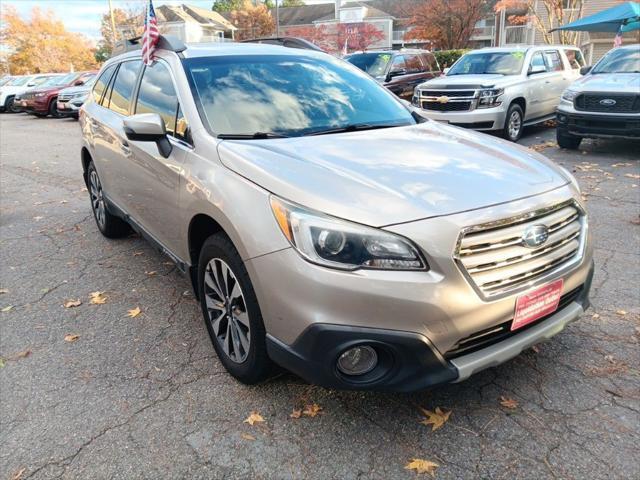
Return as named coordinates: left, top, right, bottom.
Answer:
left=283, top=25, right=332, bottom=50
left=96, top=7, right=144, bottom=61
left=405, top=0, right=487, bottom=49
left=494, top=0, right=584, bottom=45
left=229, top=1, right=275, bottom=40
left=212, top=0, right=245, bottom=13
left=0, top=6, right=98, bottom=74
left=338, top=22, right=385, bottom=52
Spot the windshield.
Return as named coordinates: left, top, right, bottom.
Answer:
left=183, top=54, right=414, bottom=137
left=448, top=52, right=525, bottom=75
left=592, top=48, right=640, bottom=74
left=9, top=76, right=31, bottom=86
left=48, top=73, right=79, bottom=86
left=345, top=53, right=392, bottom=77
left=0, top=77, right=12, bottom=86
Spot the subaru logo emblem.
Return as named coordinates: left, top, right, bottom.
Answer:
left=522, top=225, right=549, bottom=248
left=599, top=98, right=616, bottom=106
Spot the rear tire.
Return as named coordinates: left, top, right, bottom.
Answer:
left=198, top=233, right=271, bottom=384
left=556, top=128, right=582, bottom=150
left=503, top=103, right=524, bottom=142
left=86, top=162, right=130, bottom=238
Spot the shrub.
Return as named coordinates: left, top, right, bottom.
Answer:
left=434, top=49, right=470, bottom=69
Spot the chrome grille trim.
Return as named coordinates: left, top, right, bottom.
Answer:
left=455, top=200, right=587, bottom=299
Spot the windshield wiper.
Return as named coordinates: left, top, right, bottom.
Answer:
left=217, top=132, right=290, bottom=140
left=304, top=123, right=402, bottom=136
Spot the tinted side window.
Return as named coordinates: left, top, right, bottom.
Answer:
left=404, top=54, right=423, bottom=73
left=544, top=50, right=563, bottom=72
left=108, top=60, right=141, bottom=115
left=390, top=55, right=407, bottom=72
left=135, top=62, right=180, bottom=136
left=421, top=53, right=439, bottom=72
left=529, top=52, right=547, bottom=72
left=92, top=64, right=117, bottom=104
left=175, top=105, right=189, bottom=142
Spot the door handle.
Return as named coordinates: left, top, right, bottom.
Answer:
left=120, top=141, right=132, bottom=157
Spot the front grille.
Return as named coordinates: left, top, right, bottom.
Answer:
left=423, top=101, right=472, bottom=111
left=574, top=93, right=640, bottom=113
left=444, top=286, right=583, bottom=359
left=456, top=202, right=585, bottom=298
left=421, top=90, right=475, bottom=97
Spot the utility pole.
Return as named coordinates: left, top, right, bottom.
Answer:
left=275, top=0, right=280, bottom=37
left=108, top=0, right=117, bottom=44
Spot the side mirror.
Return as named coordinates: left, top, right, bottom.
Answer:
left=528, top=64, right=547, bottom=75
left=386, top=68, right=407, bottom=81
left=27, top=82, right=35, bottom=87
left=443, top=67, right=450, bottom=75
left=123, top=113, right=172, bottom=158
left=579, top=65, right=592, bottom=75
left=74, top=79, right=85, bottom=86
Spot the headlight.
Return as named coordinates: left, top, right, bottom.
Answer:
left=562, top=89, right=579, bottom=102
left=477, top=88, right=503, bottom=108
left=35, top=92, right=46, bottom=97
left=270, top=196, right=427, bottom=271
left=72, top=92, right=88, bottom=100
left=558, top=165, right=581, bottom=194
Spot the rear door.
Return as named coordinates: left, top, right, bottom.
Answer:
left=525, top=51, right=552, bottom=120
left=384, top=54, right=430, bottom=100
left=127, top=60, right=189, bottom=253
left=542, top=49, right=567, bottom=113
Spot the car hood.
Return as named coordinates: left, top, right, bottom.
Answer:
left=217, top=122, right=569, bottom=227
left=570, top=72, right=640, bottom=92
left=418, top=74, right=513, bottom=89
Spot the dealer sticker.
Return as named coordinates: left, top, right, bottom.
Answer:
left=512, top=279, right=564, bottom=331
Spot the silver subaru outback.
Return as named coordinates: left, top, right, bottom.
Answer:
left=79, top=37, right=593, bottom=392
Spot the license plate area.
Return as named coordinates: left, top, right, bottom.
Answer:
left=512, top=279, right=563, bottom=331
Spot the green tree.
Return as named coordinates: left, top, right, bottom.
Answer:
left=212, top=0, right=245, bottom=12
left=281, top=0, right=305, bottom=6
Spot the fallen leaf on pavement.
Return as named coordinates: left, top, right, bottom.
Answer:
left=405, top=458, right=439, bottom=476
left=2, top=305, right=13, bottom=312
left=531, top=345, right=540, bottom=353
left=529, top=141, right=557, bottom=152
left=419, top=407, right=451, bottom=431
left=240, top=433, right=256, bottom=441
left=624, top=173, right=640, bottom=179
left=243, top=412, right=265, bottom=425
left=592, top=313, right=600, bottom=319
left=302, top=403, right=322, bottom=417
left=499, top=396, right=518, bottom=409
left=63, top=299, right=82, bottom=308
left=604, top=355, right=615, bottom=363
left=127, top=307, right=141, bottom=318
left=0, top=289, right=8, bottom=294
left=616, top=309, right=627, bottom=316
left=145, top=271, right=157, bottom=276
left=89, top=291, right=107, bottom=305
left=64, top=334, right=80, bottom=343
left=0, top=358, right=5, bottom=368
left=5, top=350, right=31, bottom=361
left=11, top=467, right=26, bottom=480
left=290, top=409, right=302, bottom=419
left=133, top=251, right=144, bottom=256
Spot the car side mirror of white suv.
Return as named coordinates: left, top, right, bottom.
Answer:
left=579, top=65, right=592, bottom=75
left=123, top=113, right=172, bottom=158
left=528, top=64, right=546, bottom=75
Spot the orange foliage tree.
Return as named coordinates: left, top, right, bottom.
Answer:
left=405, top=0, right=487, bottom=50
left=494, top=0, right=584, bottom=45
left=229, top=1, right=275, bottom=40
left=1, top=6, right=98, bottom=74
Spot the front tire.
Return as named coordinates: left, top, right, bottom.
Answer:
left=48, top=99, right=62, bottom=118
left=556, top=128, right=582, bottom=149
left=198, top=233, right=271, bottom=384
left=503, top=103, right=524, bottom=142
left=87, top=162, right=130, bottom=238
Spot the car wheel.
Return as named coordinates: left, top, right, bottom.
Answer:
left=198, top=233, right=271, bottom=384
left=87, top=162, right=130, bottom=238
left=4, top=96, right=15, bottom=113
left=503, top=104, right=524, bottom=142
left=48, top=99, right=62, bottom=118
left=556, top=128, right=582, bottom=150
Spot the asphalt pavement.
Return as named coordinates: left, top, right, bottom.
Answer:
left=1, top=113, right=639, bottom=480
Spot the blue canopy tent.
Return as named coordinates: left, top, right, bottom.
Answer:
left=550, top=1, right=640, bottom=33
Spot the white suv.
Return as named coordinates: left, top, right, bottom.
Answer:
left=556, top=44, right=640, bottom=149
left=413, top=46, right=585, bottom=141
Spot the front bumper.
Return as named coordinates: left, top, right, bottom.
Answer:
left=417, top=105, right=507, bottom=131
left=557, top=100, right=640, bottom=139
left=22, top=98, right=49, bottom=114
left=57, top=99, right=84, bottom=117
left=247, top=187, right=593, bottom=391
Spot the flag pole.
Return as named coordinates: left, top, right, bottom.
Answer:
left=108, top=0, right=117, bottom=43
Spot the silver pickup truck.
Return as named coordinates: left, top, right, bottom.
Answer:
left=556, top=44, right=640, bottom=149
left=413, top=46, right=585, bottom=141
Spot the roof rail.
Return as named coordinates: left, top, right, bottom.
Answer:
left=110, top=35, right=187, bottom=58
left=240, top=37, right=323, bottom=52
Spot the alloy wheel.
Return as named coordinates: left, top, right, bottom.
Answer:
left=203, top=258, right=250, bottom=363
left=89, top=169, right=106, bottom=228
left=508, top=111, right=522, bottom=140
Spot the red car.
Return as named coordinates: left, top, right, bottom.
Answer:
left=20, top=71, right=96, bottom=118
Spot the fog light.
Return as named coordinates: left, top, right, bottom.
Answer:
left=337, top=345, right=378, bottom=376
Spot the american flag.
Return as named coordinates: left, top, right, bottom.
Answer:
left=613, top=26, right=623, bottom=48
left=142, top=0, right=159, bottom=66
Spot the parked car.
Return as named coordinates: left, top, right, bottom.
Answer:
left=21, top=71, right=95, bottom=117
left=556, top=44, right=640, bottom=149
left=345, top=49, right=441, bottom=100
left=56, top=76, right=97, bottom=119
left=413, top=46, right=584, bottom=141
left=0, top=74, right=54, bottom=113
left=11, top=74, right=63, bottom=113
left=0, top=76, right=14, bottom=87
left=80, top=37, right=593, bottom=392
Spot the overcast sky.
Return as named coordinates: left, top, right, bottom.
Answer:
left=2, top=0, right=334, bottom=42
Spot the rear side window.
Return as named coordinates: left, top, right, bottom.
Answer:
left=107, top=60, right=141, bottom=115
left=544, top=50, right=564, bottom=72
left=135, top=62, right=179, bottom=136
left=529, top=52, right=547, bottom=72
left=404, top=54, right=423, bottom=73
left=565, top=49, right=586, bottom=69
left=390, top=55, right=407, bottom=72
left=92, top=64, right=117, bottom=104
left=421, top=53, right=439, bottom=72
